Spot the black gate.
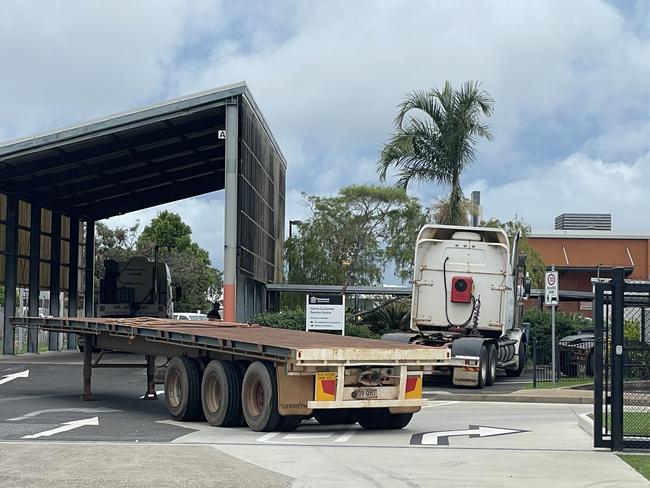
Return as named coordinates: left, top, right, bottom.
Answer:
left=594, top=268, right=650, bottom=450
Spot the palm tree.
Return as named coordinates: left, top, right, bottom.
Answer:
left=378, top=81, right=494, bottom=225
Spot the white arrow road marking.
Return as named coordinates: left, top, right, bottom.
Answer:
left=0, top=370, right=29, bottom=386
left=284, top=433, right=333, bottom=439
left=334, top=429, right=358, bottom=443
left=257, top=432, right=279, bottom=443
left=139, top=390, right=164, bottom=399
left=22, top=417, right=99, bottom=439
left=8, top=408, right=120, bottom=422
left=411, top=425, right=527, bottom=446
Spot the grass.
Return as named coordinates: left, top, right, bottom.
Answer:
left=619, top=455, right=650, bottom=481
left=588, top=412, right=650, bottom=437
left=523, top=379, right=593, bottom=389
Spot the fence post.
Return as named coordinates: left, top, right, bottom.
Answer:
left=611, top=267, right=625, bottom=451
left=532, top=337, right=537, bottom=388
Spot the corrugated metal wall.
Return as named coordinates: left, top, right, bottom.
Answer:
left=236, top=97, right=286, bottom=319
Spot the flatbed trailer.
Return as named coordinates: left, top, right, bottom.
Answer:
left=12, top=316, right=435, bottom=431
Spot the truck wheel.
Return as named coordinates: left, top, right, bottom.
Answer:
left=476, top=345, right=488, bottom=389
left=505, top=342, right=526, bottom=377
left=164, top=356, right=203, bottom=421
left=277, top=414, right=302, bottom=432
left=201, top=360, right=242, bottom=427
left=486, top=345, right=497, bottom=386
left=232, top=361, right=249, bottom=426
left=314, top=409, right=357, bottom=425
left=357, top=408, right=413, bottom=430
left=241, top=361, right=283, bottom=432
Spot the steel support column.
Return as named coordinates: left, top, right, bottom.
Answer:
left=611, top=267, right=625, bottom=451
left=2, top=195, right=18, bottom=355
left=49, top=210, right=61, bottom=351
left=84, top=220, right=95, bottom=318
left=82, top=333, right=93, bottom=400
left=223, top=98, right=239, bottom=322
left=67, top=217, right=79, bottom=349
left=27, top=204, right=41, bottom=353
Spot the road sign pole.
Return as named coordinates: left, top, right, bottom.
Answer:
left=551, top=265, right=556, bottom=383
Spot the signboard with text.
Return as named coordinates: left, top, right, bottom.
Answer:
left=306, top=294, right=345, bottom=332
left=545, top=271, right=559, bottom=306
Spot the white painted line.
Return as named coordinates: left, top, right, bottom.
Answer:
left=257, top=432, right=279, bottom=443
left=139, top=390, right=164, bottom=399
left=8, top=407, right=120, bottom=422
left=335, top=429, right=358, bottom=443
left=22, top=417, right=99, bottom=439
left=284, top=433, right=333, bottom=439
left=422, top=401, right=458, bottom=409
left=0, top=370, right=29, bottom=386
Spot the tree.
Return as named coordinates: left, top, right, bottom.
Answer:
left=378, top=81, right=494, bottom=225
left=286, top=185, right=427, bottom=291
left=481, top=217, right=546, bottom=287
left=136, top=211, right=222, bottom=313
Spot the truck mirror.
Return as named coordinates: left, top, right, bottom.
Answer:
left=175, top=285, right=182, bottom=301
left=523, top=276, right=531, bottom=298
left=518, top=254, right=527, bottom=268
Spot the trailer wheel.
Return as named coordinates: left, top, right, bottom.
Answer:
left=476, top=345, right=488, bottom=389
left=486, top=344, right=497, bottom=386
left=232, top=361, right=249, bottom=426
left=505, top=342, right=526, bottom=377
left=164, top=356, right=203, bottom=421
left=241, top=361, right=283, bottom=432
left=357, top=408, right=413, bottom=430
left=314, top=409, right=357, bottom=425
left=201, top=360, right=242, bottom=427
left=277, top=414, right=302, bottom=432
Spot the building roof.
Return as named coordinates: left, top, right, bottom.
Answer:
left=530, top=232, right=650, bottom=240
left=0, top=82, right=285, bottom=220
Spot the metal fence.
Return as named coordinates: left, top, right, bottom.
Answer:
left=594, top=269, right=650, bottom=451
left=532, top=338, right=595, bottom=386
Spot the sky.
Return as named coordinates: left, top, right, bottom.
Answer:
left=2, top=0, right=650, bottom=282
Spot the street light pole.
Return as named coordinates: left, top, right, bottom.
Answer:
left=289, top=220, right=303, bottom=238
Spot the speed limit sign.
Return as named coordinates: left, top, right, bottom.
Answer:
left=545, top=271, right=559, bottom=305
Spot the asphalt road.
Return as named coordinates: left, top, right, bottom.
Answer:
left=0, top=351, right=646, bottom=487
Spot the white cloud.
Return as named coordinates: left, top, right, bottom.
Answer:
left=3, top=0, right=650, bottom=274
left=478, top=152, right=650, bottom=233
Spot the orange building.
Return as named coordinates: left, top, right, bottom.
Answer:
left=527, top=233, right=650, bottom=315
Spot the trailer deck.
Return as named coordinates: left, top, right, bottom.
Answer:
left=11, top=316, right=436, bottom=365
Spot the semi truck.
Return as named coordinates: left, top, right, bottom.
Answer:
left=98, top=256, right=176, bottom=319
left=14, top=259, right=431, bottom=432
left=13, top=316, right=432, bottom=432
left=385, top=224, right=531, bottom=388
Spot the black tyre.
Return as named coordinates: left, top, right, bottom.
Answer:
left=486, top=344, right=497, bottom=386
left=277, top=414, right=302, bottom=432
left=505, top=342, right=526, bottom=377
left=201, top=360, right=243, bottom=427
left=476, top=345, right=488, bottom=389
left=357, top=408, right=413, bottom=430
left=232, top=361, right=249, bottom=426
left=314, top=409, right=357, bottom=425
left=164, top=356, right=203, bottom=421
left=241, top=361, right=283, bottom=432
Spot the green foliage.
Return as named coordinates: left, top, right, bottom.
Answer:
left=136, top=211, right=222, bottom=313
left=285, top=185, right=427, bottom=289
left=378, top=81, right=494, bottom=225
left=251, top=309, right=380, bottom=339
left=624, top=319, right=641, bottom=342
left=252, top=309, right=305, bottom=331
left=361, top=299, right=411, bottom=336
left=523, top=309, right=591, bottom=350
left=481, top=217, right=546, bottom=287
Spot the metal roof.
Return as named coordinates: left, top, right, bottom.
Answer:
left=266, top=283, right=413, bottom=295
left=0, top=81, right=285, bottom=220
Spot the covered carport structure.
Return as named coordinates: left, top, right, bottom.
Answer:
left=0, top=82, right=286, bottom=354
